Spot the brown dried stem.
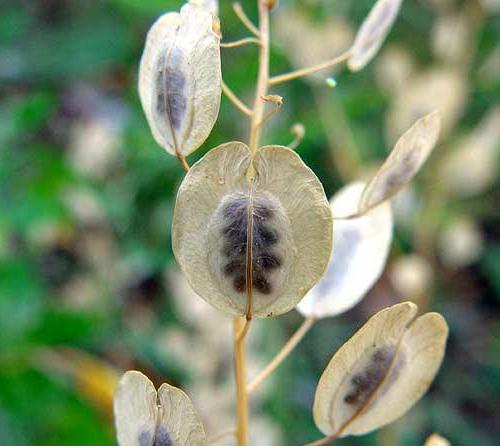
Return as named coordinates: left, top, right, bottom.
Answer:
left=247, top=316, right=315, bottom=393
left=248, top=1, right=271, bottom=155
left=176, top=153, right=190, bottom=172
left=268, top=51, right=351, bottom=86
left=234, top=317, right=249, bottom=446
left=233, top=3, right=271, bottom=445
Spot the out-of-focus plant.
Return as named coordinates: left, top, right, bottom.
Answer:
left=112, top=1, right=451, bottom=445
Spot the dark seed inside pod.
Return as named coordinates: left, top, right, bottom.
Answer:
left=220, top=193, right=283, bottom=295
left=138, top=430, right=152, bottom=446
left=343, top=344, right=399, bottom=406
left=155, top=48, right=187, bottom=130
left=154, top=426, right=173, bottom=446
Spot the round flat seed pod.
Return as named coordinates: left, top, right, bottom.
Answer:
left=138, top=3, right=221, bottom=157
left=297, top=182, right=393, bottom=318
left=114, top=371, right=158, bottom=446
left=313, top=302, right=448, bottom=439
left=172, top=143, right=333, bottom=317
left=157, top=383, right=207, bottom=445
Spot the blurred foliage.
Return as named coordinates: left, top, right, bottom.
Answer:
left=0, top=0, right=499, bottom=445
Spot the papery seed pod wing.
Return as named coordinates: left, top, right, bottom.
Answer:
left=114, top=371, right=158, bottom=446
left=297, top=183, right=393, bottom=319
left=114, top=371, right=208, bottom=446
left=138, top=3, right=221, bottom=157
left=348, top=0, right=403, bottom=71
left=313, top=302, right=448, bottom=438
left=157, top=383, right=207, bottom=445
left=359, top=111, right=441, bottom=214
left=172, top=143, right=333, bottom=317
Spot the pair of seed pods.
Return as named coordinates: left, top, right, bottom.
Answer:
left=139, top=2, right=333, bottom=318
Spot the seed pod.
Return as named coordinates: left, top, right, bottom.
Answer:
left=359, top=111, right=441, bottom=214
left=313, top=302, right=448, bottom=439
left=172, top=143, right=333, bottom=318
left=138, top=3, right=221, bottom=157
left=348, top=0, right=403, bottom=71
left=297, top=183, right=393, bottom=319
left=114, top=370, right=207, bottom=446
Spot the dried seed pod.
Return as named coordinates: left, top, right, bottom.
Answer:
left=313, top=302, right=448, bottom=439
left=114, top=371, right=207, bottom=446
left=138, top=3, right=221, bottom=158
left=424, top=433, right=451, bottom=446
left=348, top=0, right=403, bottom=71
left=359, top=111, right=441, bottom=214
left=297, top=183, right=393, bottom=318
left=172, top=143, right=333, bottom=318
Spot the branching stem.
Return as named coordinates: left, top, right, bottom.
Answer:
left=233, top=3, right=261, bottom=37
left=221, top=37, right=261, bottom=48
left=248, top=1, right=270, bottom=156
left=247, top=316, right=315, bottom=393
left=233, top=3, right=271, bottom=446
left=268, top=51, right=351, bottom=86
left=222, top=80, right=252, bottom=116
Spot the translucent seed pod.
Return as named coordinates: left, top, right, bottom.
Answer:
left=172, top=143, right=333, bottom=318
left=348, top=0, right=403, bottom=71
left=138, top=3, right=221, bottom=158
left=297, top=182, right=393, bottom=319
left=114, top=371, right=207, bottom=446
left=359, top=111, right=441, bottom=214
left=313, top=302, right=448, bottom=439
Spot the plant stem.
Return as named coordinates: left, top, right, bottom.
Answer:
left=234, top=317, right=249, bottom=446
left=268, top=51, right=351, bottom=86
left=233, top=3, right=261, bottom=37
left=221, top=37, right=261, bottom=48
left=248, top=0, right=270, bottom=155
left=176, top=153, right=190, bottom=172
left=247, top=316, right=315, bottom=393
left=233, top=3, right=271, bottom=445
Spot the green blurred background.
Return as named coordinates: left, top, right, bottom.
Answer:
left=1, top=0, right=499, bottom=445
